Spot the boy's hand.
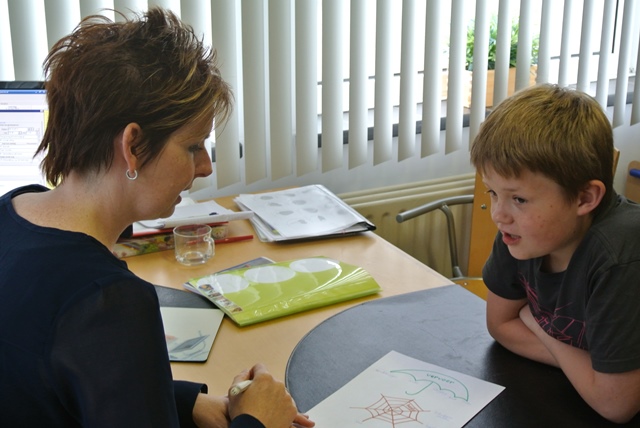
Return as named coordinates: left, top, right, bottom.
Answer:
left=518, top=304, right=538, bottom=332
left=486, top=291, right=557, bottom=366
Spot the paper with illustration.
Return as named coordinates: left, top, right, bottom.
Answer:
left=159, top=306, right=224, bottom=362
left=307, top=350, right=504, bottom=428
left=234, top=185, right=375, bottom=241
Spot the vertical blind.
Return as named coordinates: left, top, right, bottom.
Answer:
left=1, top=0, right=638, bottom=190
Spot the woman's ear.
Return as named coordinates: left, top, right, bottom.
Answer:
left=120, top=123, right=143, bottom=173
left=577, top=180, right=606, bottom=216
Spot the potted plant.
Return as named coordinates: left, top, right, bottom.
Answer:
left=465, top=16, right=539, bottom=107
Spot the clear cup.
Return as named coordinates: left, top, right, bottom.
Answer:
left=173, top=224, right=215, bottom=266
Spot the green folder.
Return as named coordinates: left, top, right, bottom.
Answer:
left=183, top=257, right=381, bottom=326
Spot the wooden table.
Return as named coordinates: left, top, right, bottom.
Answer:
left=125, top=196, right=452, bottom=396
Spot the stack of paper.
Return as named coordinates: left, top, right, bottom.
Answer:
left=135, top=199, right=254, bottom=235
left=234, top=185, right=375, bottom=242
left=114, top=199, right=253, bottom=258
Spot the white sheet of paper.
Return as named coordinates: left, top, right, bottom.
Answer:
left=159, top=307, right=224, bottom=362
left=137, top=200, right=253, bottom=231
left=307, top=350, right=505, bottom=428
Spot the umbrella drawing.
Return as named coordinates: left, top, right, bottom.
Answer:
left=391, top=369, right=470, bottom=401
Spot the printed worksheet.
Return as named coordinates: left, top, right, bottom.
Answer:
left=308, top=350, right=504, bottom=428
left=235, top=185, right=373, bottom=240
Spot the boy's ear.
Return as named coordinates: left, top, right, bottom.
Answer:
left=576, top=180, right=606, bottom=216
left=120, top=123, right=143, bottom=172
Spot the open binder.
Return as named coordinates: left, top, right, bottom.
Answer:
left=234, top=184, right=375, bottom=242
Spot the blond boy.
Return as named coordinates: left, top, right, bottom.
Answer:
left=470, top=84, right=640, bottom=423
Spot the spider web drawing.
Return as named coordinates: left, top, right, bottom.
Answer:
left=352, top=394, right=429, bottom=426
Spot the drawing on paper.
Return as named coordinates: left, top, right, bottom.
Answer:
left=347, top=368, right=470, bottom=427
left=391, top=369, right=470, bottom=401
left=159, top=307, right=223, bottom=362
left=306, top=351, right=505, bottom=428
left=352, top=394, right=429, bottom=427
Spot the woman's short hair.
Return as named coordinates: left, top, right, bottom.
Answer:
left=470, top=83, right=614, bottom=214
left=38, top=7, right=233, bottom=185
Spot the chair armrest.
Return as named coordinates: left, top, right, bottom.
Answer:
left=395, top=195, right=474, bottom=223
left=396, top=194, right=474, bottom=278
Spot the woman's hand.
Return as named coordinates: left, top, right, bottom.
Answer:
left=192, top=393, right=230, bottom=428
left=228, top=363, right=315, bottom=428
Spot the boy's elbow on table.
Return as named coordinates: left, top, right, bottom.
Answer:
left=595, top=402, right=639, bottom=425
left=574, top=368, right=640, bottom=424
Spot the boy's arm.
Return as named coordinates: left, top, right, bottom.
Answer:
left=486, top=290, right=558, bottom=366
left=520, top=305, right=640, bottom=423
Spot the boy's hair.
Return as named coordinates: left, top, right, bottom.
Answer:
left=470, top=84, right=614, bottom=215
left=37, top=7, right=233, bottom=186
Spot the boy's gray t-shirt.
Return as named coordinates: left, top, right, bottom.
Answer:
left=483, top=194, right=640, bottom=373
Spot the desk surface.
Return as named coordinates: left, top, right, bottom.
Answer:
left=125, top=195, right=452, bottom=396
left=286, top=285, right=628, bottom=427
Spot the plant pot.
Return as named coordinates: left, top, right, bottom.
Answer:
left=464, top=66, right=537, bottom=107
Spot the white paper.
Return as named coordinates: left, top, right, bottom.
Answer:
left=136, top=200, right=253, bottom=231
left=307, top=350, right=504, bottom=428
left=159, top=307, right=224, bottom=362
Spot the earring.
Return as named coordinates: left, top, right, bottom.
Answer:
left=126, top=169, right=138, bottom=180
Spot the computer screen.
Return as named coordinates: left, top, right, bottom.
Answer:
left=0, top=85, right=49, bottom=195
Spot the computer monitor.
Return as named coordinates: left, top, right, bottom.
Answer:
left=0, top=82, right=49, bottom=195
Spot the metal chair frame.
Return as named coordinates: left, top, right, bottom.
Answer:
left=396, top=194, right=474, bottom=280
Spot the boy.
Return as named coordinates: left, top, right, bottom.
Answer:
left=470, top=84, right=640, bottom=423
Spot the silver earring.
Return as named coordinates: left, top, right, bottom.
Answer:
left=126, top=169, right=138, bottom=180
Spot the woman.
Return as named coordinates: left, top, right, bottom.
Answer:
left=0, top=8, right=314, bottom=428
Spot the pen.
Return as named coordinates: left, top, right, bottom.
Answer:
left=215, top=235, right=254, bottom=244
left=230, top=380, right=252, bottom=396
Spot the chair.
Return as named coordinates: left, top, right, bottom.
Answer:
left=397, top=171, right=491, bottom=299
left=626, top=160, right=640, bottom=202
left=397, top=148, right=621, bottom=301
